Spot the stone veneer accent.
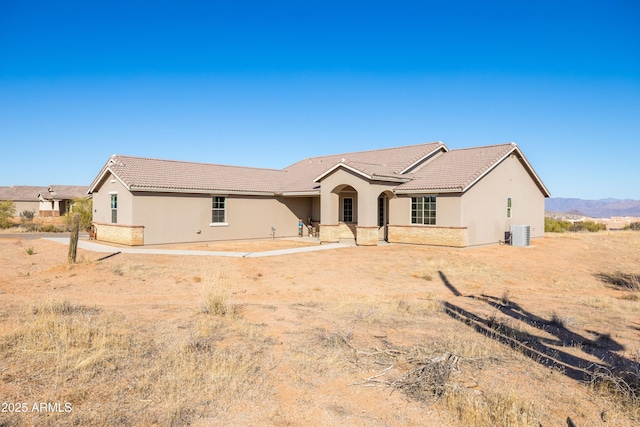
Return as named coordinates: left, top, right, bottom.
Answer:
left=93, top=222, right=145, bottom=246
left=356, top=226, right=378, bottom=246
left=388, top=225, right=467, bottom=247
left=319, top=224, right=340, bottom=243
left=338, top=222, right=356, bottom=239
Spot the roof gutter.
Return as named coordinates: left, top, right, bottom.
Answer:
left=128, top=186, right=277, bottom=196
left=278, top=191, right=320, bottom=197
left=393, top=188, right=463, bottom=195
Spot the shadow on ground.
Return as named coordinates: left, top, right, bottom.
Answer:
left=438, top=271, right=640, bottom=389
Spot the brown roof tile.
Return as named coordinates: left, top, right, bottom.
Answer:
left=397, top=143, right=517, bottom=192
left=281, top=142, right=445, bottom=191
left=0, top=185, right=88, bottom=201
left=106, top=156, right=286, bottom=193
left=90, top=141, right=548, bottom=197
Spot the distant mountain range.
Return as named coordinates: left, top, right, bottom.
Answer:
left=545, top=198, right=640, bottom=218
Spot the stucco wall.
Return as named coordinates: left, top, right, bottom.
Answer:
left=92, top=173, right=134, bottom=225
left=91, top=173, right=316, bottom=245
left=389, top=194, right=462, bottom=227
left=12, top=201, right=39, bottom=217
left=132, top=193, right=314, bottom=245
left=461, top=153, right=546, bottom=246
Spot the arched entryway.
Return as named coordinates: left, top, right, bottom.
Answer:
left=333, top=184, right=358, bottom=240
left=317, top=166, right=398, bottom=246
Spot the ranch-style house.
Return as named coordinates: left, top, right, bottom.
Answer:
left=87, top=141, right=550, bottom=247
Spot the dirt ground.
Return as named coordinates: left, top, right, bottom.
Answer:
left=1, top=232, right=639, bottom=426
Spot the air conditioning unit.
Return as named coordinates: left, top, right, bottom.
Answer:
left=510, top=225, right=531, bottom=247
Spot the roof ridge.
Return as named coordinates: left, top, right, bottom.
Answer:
left=294, top=141, right=445, bottom=163
left=111, top=154, right=285, bottom=173
left=449, top=142, right=516, bottom=152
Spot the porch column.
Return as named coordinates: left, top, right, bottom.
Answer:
left=355, top=191, right=379, bottom=246
left=319, top=189, right=340, bottom=243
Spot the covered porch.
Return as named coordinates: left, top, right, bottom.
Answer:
left=316, top=166, right=399, bottom=246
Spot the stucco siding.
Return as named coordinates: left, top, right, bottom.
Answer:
left=131, top=193, right=314, bottom=245
left=389, top=194, right=462, bottom=227
left=92, top=173, right=134, bottom=225
left=461, top=154, right=545, bottom=246
left=12, top=201, right=39, bottom=217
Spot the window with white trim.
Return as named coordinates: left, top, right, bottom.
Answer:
left=110, top=194, right=117, bottom=223
left=211, top=196, right=226, bottom=224
left=411, top=195, right=436, bottom=225
left=507, top=197, right=512, bottom=218
left=343, top=197, right=353, bottom=223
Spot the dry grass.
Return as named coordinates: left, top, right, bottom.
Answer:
left=596, top=272, right=640, bottom=292
left=200, top=273, right=236, bottom=317
left=443, top=389, right=541, bottom=427
left=589, top=364, right=640, bottom=421
left=0, top=299, right=273, bottom=426
left=2, top=232, right=640, bottom=425
left=330, top=294, right=442, bottom=325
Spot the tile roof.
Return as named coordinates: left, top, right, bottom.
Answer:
left=397, top=143, right=518, bottom=192
left=281, top=142, right=445, bottom=191
left=103, top=156, right=286, bottom=193
left=89, top=141, right=549, bottom=197
left=0, top=185, right=88, bottom=201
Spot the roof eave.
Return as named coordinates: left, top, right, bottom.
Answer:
left=88, top=158, right=131, bottom=194
left=460, top=145, right=551, bottom=197
left=370, top=174, right=413, bottom=183
left=394, top=187, right=463, bottom=195
left=128, top=186, right=276, bottom=196
left=279, top=191, right=320, bottom=197
left=313, top=163, right=372, bottom=182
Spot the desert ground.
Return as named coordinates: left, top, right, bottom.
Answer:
left=0, top=232, right=639, bottom=426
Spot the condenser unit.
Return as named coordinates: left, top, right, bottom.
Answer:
left=510, top=225, right=531, bottom=247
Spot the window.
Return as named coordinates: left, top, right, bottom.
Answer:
left=110, top=194, right=117, bottom=223
left=507, top=197, right=512, bottom=218
left=211, top=196, right=226, bottom=224
left=411, top=195, right=436, bottom=225
left=378, top=196, right=385, bottom=227
left=343, top=197, right=353, bottom=222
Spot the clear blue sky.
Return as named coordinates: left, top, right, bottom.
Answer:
left=1, top=1, right=638, bottom=199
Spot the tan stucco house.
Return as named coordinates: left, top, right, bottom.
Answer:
left=87, top=141, right=550, bottom=247
left=0, top=185, right=89, bottom=217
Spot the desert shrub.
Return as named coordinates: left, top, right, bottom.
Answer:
left=544, top=217, right=571, bottom=233
left=19, top=209, right=35, bottom=223
left=63, top=197, right=93, bottom=231
left=0, top=200, right=15, bottom=228
left=41, top=224, right=63, bottom=233
left=590, top=365, right=640, bottom=420
left=624, top=222, right=640, bottom=231
left=201, top=274, right=236, bottom=317
left=596, top=272, right=640, bottom=292
left=568, top=221, right=606, bottom=232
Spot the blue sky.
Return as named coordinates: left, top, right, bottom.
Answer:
left=1, top=1, right=638, bottom=199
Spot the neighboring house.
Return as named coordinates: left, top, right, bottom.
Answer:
left=0, top=185, right=89, bottom=217
left=88, top=141, right=550, bottom=247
